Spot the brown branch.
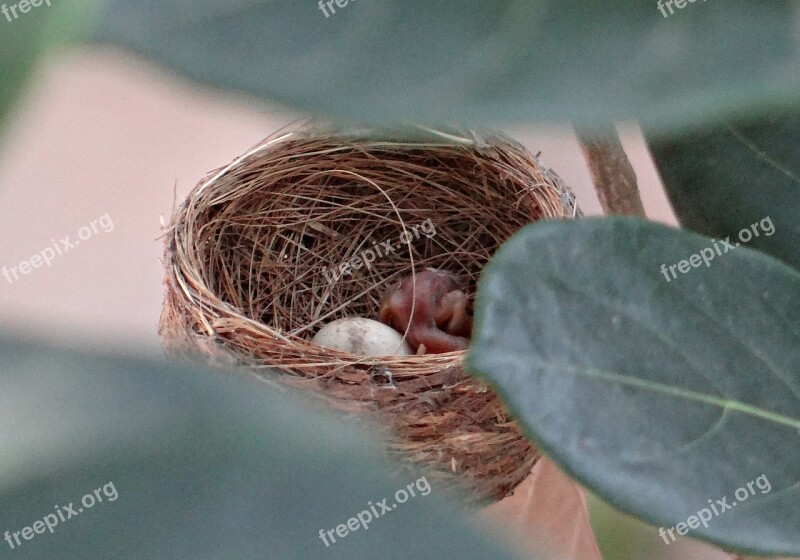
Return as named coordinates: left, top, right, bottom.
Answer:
left=577, top=127, right=646, bottom=217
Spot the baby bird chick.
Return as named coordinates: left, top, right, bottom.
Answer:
left=378, top=268, right=472, bottom=353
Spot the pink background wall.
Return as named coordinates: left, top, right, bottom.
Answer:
left=0, top=48, right=676, bottom=356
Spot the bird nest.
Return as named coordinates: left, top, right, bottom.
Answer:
left=159, top=124, right=580, bottom=503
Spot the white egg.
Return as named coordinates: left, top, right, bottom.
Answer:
left=311, top=318, right=413, bottom=356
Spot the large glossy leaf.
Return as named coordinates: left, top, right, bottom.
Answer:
left=0, top=337, right=520, bottom=560
left=649, top=113, right=800, bottom=271
left=92, top=0, right=800, bottom=132
left=466, top=217, right=800, bottom=556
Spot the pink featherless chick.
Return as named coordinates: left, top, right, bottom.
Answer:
left=378, top=268, right=472, bottom=354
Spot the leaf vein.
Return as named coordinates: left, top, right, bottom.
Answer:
left=554, top=364, right=800, bottom=431
left=725, top=124, right=800, bottom=186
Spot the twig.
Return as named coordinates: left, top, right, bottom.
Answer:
left=577, top=127, right=646, bottom=217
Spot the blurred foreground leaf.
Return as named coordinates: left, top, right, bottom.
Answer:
left=467, top=217, right=800, bottom=556
left=0, top=337, right=519, bottom=560
left=92, top=0, right=800, bottom=133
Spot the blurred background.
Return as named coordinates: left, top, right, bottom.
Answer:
left=0, top=46, right=736, bottom=560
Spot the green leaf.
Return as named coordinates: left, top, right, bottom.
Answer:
left=648, top=114, right=800, bottom=271
left=0, top=0, right=99, bottom=132
left=466, top=217, right=800, bottom=556
left=588, top=493, right=665, bottom=560
left=0, top=338, right=520, bottom=560
left=92, top=0, right=800, bottom=131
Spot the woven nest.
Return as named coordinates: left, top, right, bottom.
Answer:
left=160, top=125, right=580, bottom=503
